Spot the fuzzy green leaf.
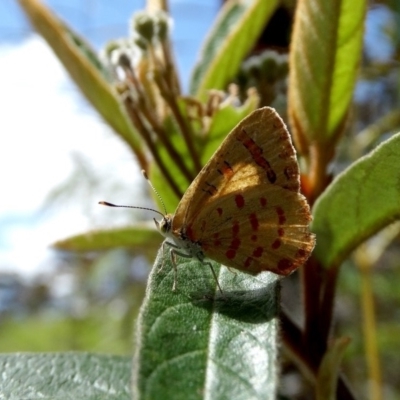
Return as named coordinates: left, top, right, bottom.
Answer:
left=133, top=245, right=279, bottom=400
left=53, top=225, right=162, bottom=254
left=0, top=353, right=131, bottom=399
left=288, top=0, right=366, bottom=144
left=19, top=0, right=145, bottom=164
left=190, top=0, right=278, bottom=99
left=312, top=132, right=400, bottom=268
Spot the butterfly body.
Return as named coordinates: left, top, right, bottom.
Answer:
left=156, top=214, right=206, bottom=263
left=155, top=107, right=315, bottom=289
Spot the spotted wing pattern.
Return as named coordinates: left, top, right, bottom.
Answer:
left=171, top=107, right=315, bottom=275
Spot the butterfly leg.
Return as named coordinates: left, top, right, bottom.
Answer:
left=169, top=247, right=200, bottom=291
left=203, top=261, right=223, bottom=294
left=159, top=240, right=182, bottom=274
left=170, top=250, right=224, bottom=293
left=162, top=241, right=224, bottom=293
left=163, top=241, right=191, bottom=291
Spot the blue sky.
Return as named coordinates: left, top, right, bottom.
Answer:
left=0, top=0, right=219, bottom=277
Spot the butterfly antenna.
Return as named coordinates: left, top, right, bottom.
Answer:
left=98, top=201, right=165, bottom=218
left=141, top=170, right=168, bottom=215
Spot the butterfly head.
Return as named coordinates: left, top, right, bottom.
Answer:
left=154, top=214, right=174, bottom=239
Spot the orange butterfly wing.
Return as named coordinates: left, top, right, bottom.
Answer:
left=171, top=107, right=315, bottom=275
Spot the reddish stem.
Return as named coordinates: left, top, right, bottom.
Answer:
left=281, top=311, right=356, bottom=400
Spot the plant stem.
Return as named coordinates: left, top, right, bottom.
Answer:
left=123, top=95, right=183, bottom=199
left=139, top=102, right=195, bottom=184
left=281, top=311, right=357, bottom=400
left=308, top=141, right=334, bottom=205
left=123, top=63, right=194, bottom=185
left=153, top=70, right=202, bottom=173
left=302, top=256, right=325, bottom=367
left=319, top=264, right=340, bottom=351
left=160, top=39, right=181, bottom=95
left=357, top=247, right=383, bottom=400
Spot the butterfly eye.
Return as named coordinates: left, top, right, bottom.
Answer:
left=157, top=216, right=172, bottom=235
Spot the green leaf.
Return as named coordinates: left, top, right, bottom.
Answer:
left=312, top=132, right=400, bottom=268
left=19, top=0, right=146, bottom=165
left=190, top=0, right=278, bottom=99
left=316, top=337, right=351, bottom=400
left=133, top=246, right=279, bottom=400
left=53, top=225, right=162, bottom=255
left=0, top=353, right=131, bottom=399
left=288, top=0, right=366, bottom=144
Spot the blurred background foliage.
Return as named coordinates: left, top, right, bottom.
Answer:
left=1, top=0, right=400, bottom=398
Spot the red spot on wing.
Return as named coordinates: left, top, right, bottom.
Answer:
left=226, top=233, right=241, bottom=260
left=276, top=207, right=286, bottom=224
left=252, top=246, right=263, bottom=258
left=271, top=239, right=281, bottom=249
left=260, top=197, right=267, bottom=207
left=235, top=194, right=245, bottom=209
left=284, top=166, right=296, bottom=181
left=297, top=248, right=306, bottom=258
left=230, top=237, right=241, bottom=250
left=216, top=207, right=223, bottom=216
left=278, top=258, right=293, bottom=274
left=249, top=213, right=259, bottom=231
left=244, top=257, right=253, bottom=268
left=226, top=249, right=236, bottom=260
left=278, top=228, right=285, bottom=237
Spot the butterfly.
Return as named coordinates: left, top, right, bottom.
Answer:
left=101, top=107, right=315, bottom=292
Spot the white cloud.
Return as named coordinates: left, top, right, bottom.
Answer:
left=0, top=35, right=146, bottom=275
